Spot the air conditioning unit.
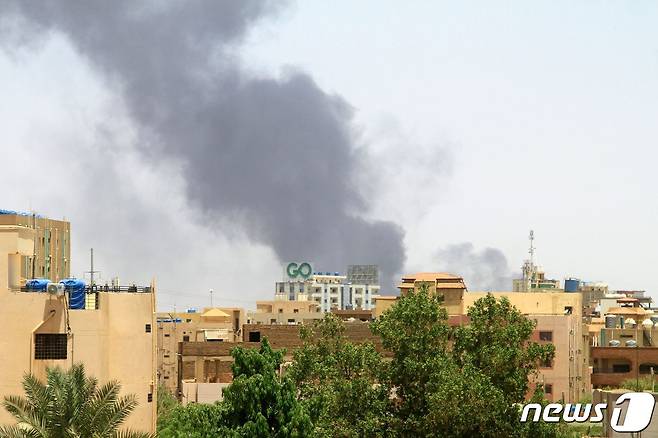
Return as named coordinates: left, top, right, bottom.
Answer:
left=46, top=283, right=65, bottom=296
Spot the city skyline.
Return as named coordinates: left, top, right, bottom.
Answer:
left=1, top=1, right=656, bottom=310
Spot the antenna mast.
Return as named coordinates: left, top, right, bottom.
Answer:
left=84, top=248, right=100, bottom=286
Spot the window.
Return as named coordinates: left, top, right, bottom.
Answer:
left=564, top=306, right=573, bottom=315
left=544, top=384, right=553, bottom=395
left=541, top=358, right=553, bottom=368
left=287, top=319, right=295, bottom=324
left=293, top=309, right=299, bottom=313
left=164, top=354, right=170, bottom=358
left=147, top=393, right=153, bottom=403
left=164, top=334, right=170, bottom=338
left=249, top=331, right=261, bottom=342
left=35, top=334, right=67, bottom=360
left=278, top=309, right=283, bottom=313
left=270, top=319, right=277, bottom=324
left=145, top=324, right=152, bottom=333
left=539, top=331, right=553, bottom=342
left=612, top=363, right=631, bottom=373
left=183, top=335, right=190, bottom=342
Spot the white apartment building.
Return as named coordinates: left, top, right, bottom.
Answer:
left=274, top=265, right=380, bottom=312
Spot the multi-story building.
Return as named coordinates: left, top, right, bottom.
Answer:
left=247, top=299, right=321, bottom=326
left=390, top=271, right=588, bottom=403
left=589, top=298, right=658, bottom=388
left=397, top=272, right=467, bottom=315
left=274, top=264, right=381, bottom=312
left=0, top=210, right=70, bottom=282
left=0, top=218, right=157, bottom=433
left=156, top=307, right=245, bottom=393
left=464, top=291, right=589, bottom=403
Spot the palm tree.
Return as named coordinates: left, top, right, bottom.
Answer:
left=0, top=363, right=153, bottom=438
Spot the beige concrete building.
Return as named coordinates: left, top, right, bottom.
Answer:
left=246, top=299, right=321, bottom=326
left=0, top=219, right=156, bottom=433
left=0, top=211, right=70, bottom=282
left=156, top=307, right=245, bottom=393
left=465, top=291, right=589, bottom=403
left=398, top=272, right=467, bottom=315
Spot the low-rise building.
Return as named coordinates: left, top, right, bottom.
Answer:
left=0, top=219, right=156, bottom=433
left=156, top=307, right=245, bottom=393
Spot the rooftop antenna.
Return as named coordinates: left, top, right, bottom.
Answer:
left=84, top=248, right=100, bottom=286
left=528, top=230, right=535, bottom=268
left=209, top=288, right=214, bottom=307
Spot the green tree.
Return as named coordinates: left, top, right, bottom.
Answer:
left=371, top=287, right=559, bottom=437
left=159, top=339, right=313, bottom=438
left=288, top=314, right=389, bottom=437
left=370, top=285, right=452, bottom=435
left=0, top=363, right=151, bottom=438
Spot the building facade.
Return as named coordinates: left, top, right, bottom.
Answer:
left=156, top=307, right=245, bottom=394
left=0, top=222, right=157, bottom=433
left=275, top=264, right=380, bottom=312
left=0, top=210, right=70, bottom=282
left=464, top=291, right=589, bottom=403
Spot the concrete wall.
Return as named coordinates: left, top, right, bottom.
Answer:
left=0, top=227, right=156, bottom=433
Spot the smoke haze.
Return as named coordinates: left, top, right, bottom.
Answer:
left=0, top=1, right=406, bottom=297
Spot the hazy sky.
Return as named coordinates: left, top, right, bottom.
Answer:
left=1, top=1, right=657, bottom=310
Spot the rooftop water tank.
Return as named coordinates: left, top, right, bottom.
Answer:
left=605, top=315, right=617, bottom=328
left=60, top=278, right=86, bottom=310
left=627, top=318, right=637, bottom=328
left=565, top=278, right=580, bottom=293
left=643, top=319, right=653, bottom=327
left=25, top=278, right=51, bottom=291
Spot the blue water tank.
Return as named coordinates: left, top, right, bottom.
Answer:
left=25, top=278, right=51, bottom=291
left=60, top=278, right=86, bottom=309
left=564, top=278, right=580, bottom=292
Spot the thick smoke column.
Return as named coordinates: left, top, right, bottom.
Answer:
left=434, top=243, right=514, bottom=291
left=1, top=1, right=405, bottom=289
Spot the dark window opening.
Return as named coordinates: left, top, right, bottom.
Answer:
left=164, top=334, right=170, bottom=337
left=145, top=324, right=152, bottom=333
left=147, top=393, right=153, bottom=403
left=539, top=331, right=553, bottom=342
left=35, top=334, right=67, bottom=360
left=612, top=364, right=631, bottom=373
left=183, top=335, right=190, bottom=342
left=249, top=331, right=261, bottom=342
left=541, top=359, right=553, bottom=368
left=544, top=384, right=553, bottom=394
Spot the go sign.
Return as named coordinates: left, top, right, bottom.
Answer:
left=286, top=262, right=312, bottom=279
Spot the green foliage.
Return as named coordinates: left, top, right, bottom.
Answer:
left=289, top=314, right=389, bottom=437
left=158, top=339, right=312, bottom=438
left=370, top=285, right=451, bottom=434
left=371, top=287, right=559, bottom=437
left=0, top=363, right=151, bottom=438
left=156, top=384, right=179, bottom=428
left=157, top=403, right=228, bottom=438
left=620, top=375, right=656, bottom=391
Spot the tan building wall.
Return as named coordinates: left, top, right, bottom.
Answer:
left=466, top=292, right=587, bottom=403
left=0, top=225, right=156, bottom=433
left=247, top=299, right=322, bottom=326
left=398, top=272, right=466, bottom=315
left=156, top=307, right=245, bottom=394
left=0, top=213, right=70, bottom=283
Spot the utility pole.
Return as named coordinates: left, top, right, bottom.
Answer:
left=84, top=248, right=100, bottom=286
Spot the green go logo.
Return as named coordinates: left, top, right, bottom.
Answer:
left=286, top=262, right=312, bottom=279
